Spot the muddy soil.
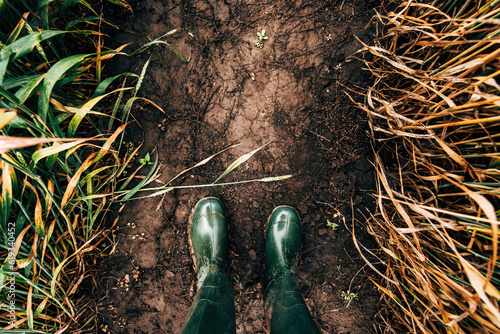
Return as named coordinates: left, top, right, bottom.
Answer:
left=97, top=0, right=382, bottom=333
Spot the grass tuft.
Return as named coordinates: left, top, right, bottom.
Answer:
left=356, top=0, right=500, bottom=333
left=0, top=1, right=160, bottom=332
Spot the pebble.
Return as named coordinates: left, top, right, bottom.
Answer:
left=249, top=249, right=257, bottom=261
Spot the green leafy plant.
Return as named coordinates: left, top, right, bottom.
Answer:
left=0, top=1, right=163, bottom=332
left=254, top=29, right=269, bottom=48
left=139, top=153, right=154, bottom=165
left=326, top=219, right=338, bottom=231
left=325, top=208, right=343, bottom=231
left=341, top=290, right=357, bottom=301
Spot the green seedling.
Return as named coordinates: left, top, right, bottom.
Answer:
left=326, top=219, right=338, bottom=231
left=326, top=209, right=344, bottom=231
left=139, top=153, right=154, bottom=165
left=326, top=34, right=332, bottom=41
left=335, top=63, right=342, bottom=71
left=233, top=275, right=243, bottom=288
left=233, top=275, right=243, bottom=304
left=254, top=29, right=269, bottom=48
left=342, top=290, right=357, bottom=301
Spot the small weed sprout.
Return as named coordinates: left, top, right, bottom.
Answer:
left=139, top=153, right=154, bottom=166
left=326, top=209, right=344, bottom=231
left=127, top=142, right=135, bottom=152
left=326, top=33, right=332, bottom=41
left=233, top=275, right=243, bottom=304
left=254, top=29, right=268, bottom=48
left=342, top=290, right=357, bottom=301
left=326, top=219, right=339, bottom=231
left=335, top=63, right=342, bottom=71
left=233, top=275, right=242, bottom=286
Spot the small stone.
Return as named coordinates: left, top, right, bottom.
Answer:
left=249, top=249, right=257, bottom=261
left=165, top=270, right=175, bottom=278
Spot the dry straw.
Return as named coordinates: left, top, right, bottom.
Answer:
left=354, top=0, right=500, bottom=333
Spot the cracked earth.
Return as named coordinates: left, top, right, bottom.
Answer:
left=97, top=0, right=383, bottom=333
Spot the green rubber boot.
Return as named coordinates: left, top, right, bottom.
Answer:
left=180, top=198, right=236, bottom=334
left=263, top=206, right=321, bottom=334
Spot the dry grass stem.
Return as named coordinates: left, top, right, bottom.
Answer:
left=356, top=1, right=500, bottom=333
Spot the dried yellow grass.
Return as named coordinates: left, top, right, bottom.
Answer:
left=354, top=1, right=500, bottom=333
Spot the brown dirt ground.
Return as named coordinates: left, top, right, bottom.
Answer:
left=96, top=0, right=383, bottom=333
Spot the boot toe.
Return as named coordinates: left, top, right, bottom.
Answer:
left=189, top=197, right=229, bottom=271
left=265, top=206, right=302, bottom=274
left=268, top=206, right=301, bottom=230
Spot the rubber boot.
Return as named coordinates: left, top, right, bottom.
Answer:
left=180, top=198, right=236, bottom=334
left=263, top=206, right=321, bottom=334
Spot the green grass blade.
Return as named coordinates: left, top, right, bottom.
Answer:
left=38, top=53, right=88, bottom=123
left=14, top=74, right=45, bottom=104
left=130, top=39, right=191, bottom=62
left=0, top=30, right=66, bottom=84
left=94, top=122, right=127, bottom=164
left=0, top=156, right=39, bottom=180
left=212, top=142, right=270, bottom=184
left=66, top=16, right=100, bottom=30
left=0, top=263, right=10, bottom=292
left=107, top=79, right=127, bottom=132
left=0, top=160, right=13, bottom=230
left=67, top=88, right=129, bottom=137
left=124, top=175, right=297, bottom=200
left=31, top=140, right=87, bottom=165
left=0, top=85, right=31, bottom=113
left=6, top=15, right=27, bottom=45
left=3, top=75, right=40, bottom=90
left=92, top=73, right=137, bottom=98
left=121, top=152, right=158, bottom=201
